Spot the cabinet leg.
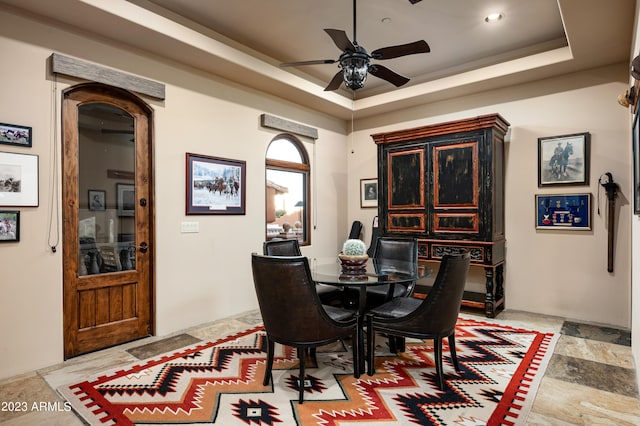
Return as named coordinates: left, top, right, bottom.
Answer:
left=484, top=267, right=496, bottom=318
left=495, top=264, right=504, bottom=303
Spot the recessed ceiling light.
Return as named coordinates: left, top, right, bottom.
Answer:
left=381, top=17, right=392, bottom=24
left=484, top=12, right=504, bottom=23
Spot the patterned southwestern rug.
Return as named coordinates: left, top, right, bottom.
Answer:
left=58, top=317, right=558, bottom=425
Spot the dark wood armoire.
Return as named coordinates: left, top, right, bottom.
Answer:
left=372, top=114, right=509, bottom=317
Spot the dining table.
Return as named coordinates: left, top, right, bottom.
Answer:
left=310, top=256, right=431, bottom=373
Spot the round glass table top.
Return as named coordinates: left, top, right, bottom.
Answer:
left=310, top=257, right=430, bottom=287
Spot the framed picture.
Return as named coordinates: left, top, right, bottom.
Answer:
left=0, top=122, right=32, bottom=148
left=535, top=193, right=591, bottom=230
left=186, top=153, right=246, bottom=215
left=116, top=183, right=135, bottom=217
left=88, top=189, right=106, bottom=211
left=0, top=152, right=38, bottom=206
left=633, top=100, right=640, bottom=215
left=538, top=132, right=590, bottom=187
left=360, top=178, right=378, bottom=208
left=0, top=210, right=19, bottom=242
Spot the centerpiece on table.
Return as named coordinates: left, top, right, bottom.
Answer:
left=338, top=239, right=369, bottom=277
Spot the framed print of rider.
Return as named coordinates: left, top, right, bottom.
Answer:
left=538, top=132, right=590, bottom=187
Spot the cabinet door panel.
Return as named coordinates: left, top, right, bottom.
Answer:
left=388, top=148, right=424, bottom=209
left=433, top=141, right=478, bottom=208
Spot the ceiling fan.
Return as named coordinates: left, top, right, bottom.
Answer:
left=280, top=0, right=430, bottom=91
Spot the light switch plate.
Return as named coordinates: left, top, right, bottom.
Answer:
left=181, top=221, right=199, bottom=233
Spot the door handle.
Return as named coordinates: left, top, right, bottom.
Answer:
left=138, top=242, right=148, bottom=253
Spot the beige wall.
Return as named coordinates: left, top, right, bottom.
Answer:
left=631, top=0, right=640, bottom=384
left=349, top=66, right=632, bottom=329
left=0, top=9, right=347, bottom=380
left=0, top=6, right=636, bottom=381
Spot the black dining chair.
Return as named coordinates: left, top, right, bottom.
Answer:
left=366, top=216, right=379, bottom=257
left=348, top=220, right=363, bottom=240
left=263, top=239, right=301, bottom=256
left=365, top=237, right=419, bottom=307
left=366, top=252, right=470, bottom=390
left=251, top=254, right=360, bottom=403
left=263, top=239, right=343, bottom=306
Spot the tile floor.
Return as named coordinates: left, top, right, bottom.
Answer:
left=0, top=309, right=638, bottom=425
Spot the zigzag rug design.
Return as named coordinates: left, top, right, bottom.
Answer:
left=58, top=317, right=557, bottom=425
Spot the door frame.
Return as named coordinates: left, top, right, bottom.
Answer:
left=61, top=82, right=155, bottom=358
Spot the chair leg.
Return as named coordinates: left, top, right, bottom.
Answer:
left=388, top=335, right=397, bottom=353
left=448, top=334, right=461, bottom=372
left=358, top=324, right=365, bottom=375
left=388, top=335, right=405, bottom=353
left=434, top=338, right=445, bottom=390
left=367, top=317, right=375, bottom=376
left=297, top=348, right=306, bottom=404
left=263, top=339, right=274, bottom=386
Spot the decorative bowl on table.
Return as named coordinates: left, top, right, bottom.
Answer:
left=338, top=253, right=368, bottom=267
left=338, top=252, right=368, bottom=276
left=339, top=239, right=369, bottom=276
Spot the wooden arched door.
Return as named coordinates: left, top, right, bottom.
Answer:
left=62, top=83, right=154, bottom=358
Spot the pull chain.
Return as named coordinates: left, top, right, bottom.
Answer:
left=48, top=74, right=60, bottom=253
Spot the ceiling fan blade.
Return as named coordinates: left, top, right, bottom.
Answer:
left=371, top=40, right=430, bottom=60
left=369, top=64, right=410, bottom=87
left=324, top=70, right=345, bottom=91
left=280, top=59, right=336, bottom=67
left=324, top=29, right=355, bottom=52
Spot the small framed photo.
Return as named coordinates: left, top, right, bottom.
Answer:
left=538, top=132, right=590, bottom=187
left=186, top=153, right=246, bottom=215
left=116, top=183, right=135, bottom=217
left=535, top=193, right=591, bottom=230
left=0, top=210, right=20, bottom=242
left=360, top=178, right=378, bottom=208
left=88, top=189, right=106, bottom=211
left=0, top=151, right=38, bottom=206
left=0, top=123, right=32, bottom=148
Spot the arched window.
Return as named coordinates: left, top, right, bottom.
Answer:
left=265, top=135, right=310, bottom=245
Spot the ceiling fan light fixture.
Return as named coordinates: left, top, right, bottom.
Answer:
left=340, top=52, right=369, bottom=90
left=282, top=0, right=431, bottom=92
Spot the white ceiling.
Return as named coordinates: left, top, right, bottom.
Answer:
left=147, top=0, right=568, bottom=91
left=1, top=0, right=636, bottom=120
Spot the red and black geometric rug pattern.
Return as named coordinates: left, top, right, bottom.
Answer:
left=58, top=317, right=557, bottom=425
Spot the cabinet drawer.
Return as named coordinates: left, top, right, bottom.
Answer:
left=418, top=239, right=504, bottom=265
left=388, top=213, right=425, bottom=233
left=433, top=212, right=479, bottom=233
left=431, top=244, right=484, bottom=262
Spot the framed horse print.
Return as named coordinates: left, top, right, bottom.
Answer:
left=538, top=132, right=590, bottom=187
left=185, top=153, right=246, bottom=215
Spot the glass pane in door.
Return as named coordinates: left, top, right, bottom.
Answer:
left=77, top=103, right=135, bottom=276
